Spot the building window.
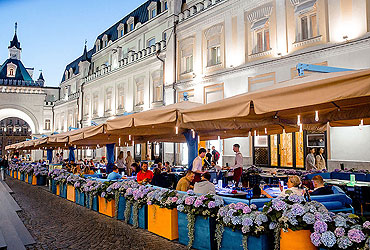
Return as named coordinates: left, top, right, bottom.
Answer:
left=121, top=29, right=124, bottom=37
left=147, top=38, right=156, bottom=47
left=163, top=32, right=167, bottom=41
left=84, top=95, right=90, bottom=116
left=164, top=1, right=168, bottom=10
left=151, top=9, right=156, bottom=18
left=209, top=45, right=221, bottom=66
left=177, top=89, right=195, bottom=102
left=9, top=68, right=14, bottom=76
left=204, top=24, right=224, bottom=68
left=44, top=119, right=51, bottom=131
left=7, top=63, right=17, bottom=78
left=105, top=88, right=112, bottom=112
left=179, top=37, right=195, bottom=76
left=293, top=1, right=319, bottom=42
left=253, top=26, right=270, bottom=54
left=204, top=83, right=224, bottom=104
left=130, top=23, right=134, bottom=31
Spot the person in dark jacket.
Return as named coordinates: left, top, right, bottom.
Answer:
left=151, top=167, right=168, bottom=188
left=310, top=175, right=333, bottom=195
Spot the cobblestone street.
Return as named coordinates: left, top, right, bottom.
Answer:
left=6, top=178, right=187, bottom=250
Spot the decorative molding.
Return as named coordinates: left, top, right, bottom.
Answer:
left=249, top=49, right=272, bottom=59
left=204, top=23, right=223, bottom=39
left=293, top=35, right=322, bottom=48
left=247, top=4, right=273, bottom=24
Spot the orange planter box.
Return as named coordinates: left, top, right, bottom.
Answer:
left=17, top=171, right=21, bottom=180
left=56, top=184, right=60, bottom=196
left=98, top=196, right=115, bottom=217
left=25, top=174, right=28, bottom=182
left=280, top=229, right=317, bottom=250
left=148, top=205, right=178, bottom=240
left=67, top=184, right=76, bottom=202
left=32, top=175, right=37, bottom=185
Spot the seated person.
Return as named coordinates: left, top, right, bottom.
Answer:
left=131, top=162, right=140, bottom=176
left=107, top=166, right=122, bottom=181
left=157, top=162, right=164, bottom=171
left=310, top=175, right=333, bottom=195
left=210, top=161, right=222, bottom=171
left=194, top=172, right=215, bottom=194
left=278, top=175, right=305, bottom=197
left=176, top=170, right=195, bottom=192
left=137, top=162, right=154, bottom=184
left=253, top=185, right=273, bottom=199
left=151, top=167, right=168, bottom=188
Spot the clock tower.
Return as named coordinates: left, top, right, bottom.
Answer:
left=8, top=22, right=22, bottom=60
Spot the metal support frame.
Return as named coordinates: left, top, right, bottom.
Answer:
left=296, top=63, right=354, bottom=76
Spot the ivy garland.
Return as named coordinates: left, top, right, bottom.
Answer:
left=49, top=179, right=52, bottom=191
left=242, top=235, right=248, bottom=250
left=132, top=202, right=139, bottom=228
left=215, top=223, right=224, bottom=250
left=114, top=191, right=120, bottom=218
left=124, top=200, right=132, bottom=223
left=89, top=193, right=93, bottom=210
left=187, top=213, right=196, bottom=249
left=273, top=225, right=281, bottom=250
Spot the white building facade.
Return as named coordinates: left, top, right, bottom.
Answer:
left=54, top=0, right=370, bottom=170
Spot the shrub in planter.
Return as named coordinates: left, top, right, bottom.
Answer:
left=263, top=194, right=332, bottom=250
left=124, top=185, right=153, bottom=229
left=114, top=180, right=140, bottom=220
left=176, top=191, right=224, bottom=249
left=147, top=188, right=180, bottom=240
left=82, top=180, right=103, bottom=211
left=310, top=213, right=370, bottom=250
left=216, top=202, right=270, bottom=250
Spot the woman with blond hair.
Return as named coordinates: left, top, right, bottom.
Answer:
left=278, top=175, right=304, bottom=197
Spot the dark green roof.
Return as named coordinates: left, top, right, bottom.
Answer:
left=0, top=59, right=43, bottom=86
left=9, top=33, right=21, bottom=50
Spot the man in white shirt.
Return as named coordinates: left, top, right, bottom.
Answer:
left=226, top=144, right=243, bottom=186
left=192, top=148, right=206, bottom=183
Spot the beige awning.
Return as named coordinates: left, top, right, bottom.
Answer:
left=181, top=69, right=370, bottom=135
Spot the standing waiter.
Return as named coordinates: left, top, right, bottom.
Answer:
left=226, top=144, right=243, bottom=186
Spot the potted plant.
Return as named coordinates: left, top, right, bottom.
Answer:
left=97, top=181, right=116, bottom=217
left=124, top=185, right=153, bottom=229
left=82, top=180, right=102, bottom=211
left=115, top=180, right=140, bottom=220
left=147, top=188, right=180, bottom=240
left=176, top=190, right=224, bottom=250
left=34, top=165, right=48, bottom=186
left=310, top=213, right=370, bottom=249
left=216, top=202, right=270, bottom=250
left=263, top=194, right=331, bottom=250
left=73, top=176, right=87, bottom=206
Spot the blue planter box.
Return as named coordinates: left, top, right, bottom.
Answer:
left=36, top=175, right=47, bottom=186
left=178, top=212, right=216, bottom=250
left=60, top=183, right=67, bottom=198
left=220, top=227, right=270, bottom=250
left=128, top=204, right=147, bottom=229
left=51, top=180, right=57, bottom=194
left=20, top=173, right=25, bottom=181
left=27, top=174, right=32, bottom=184
left=85, top=195, right=98, bottom=212
left=117, top=195, right=126, bottom=220
left=75, top=189, right=85, bottom=206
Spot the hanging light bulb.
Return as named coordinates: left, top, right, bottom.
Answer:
left=129, top=135, right=131, bottom=141
left=299, top=123, right=303, bottom=132
left=265, top=128, right=267, bottom=134
left=132, top=140, right=135, bottom=146
left=359, top=119, right=364, bottom=130
left=283, top=128, right=286, bottom=134
left=97, top=144, right=100, bottom=148
left=147, top=141, right=150, bottom=145
left=197, top=136, right=200, bottom=144
left=191, top=129, right=195, bottom=139
left=315, top=111, right=319, bottom=122
left=254, top=130, right=257, bottom=136
left=297, top=115, right=301, bottom=125
left=217, top=136, right=220, bottom=141
left=175, top=126, right=179, bottom=135
left=119, top=137, right=121, bottom=146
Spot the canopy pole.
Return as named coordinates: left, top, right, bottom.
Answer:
left=106, top=143, right=115, bottom=174
left=46, top=149, right=53, bottom=163
left=183, top=130, right=198, bottom=171
left=68, top=147, right=75, bottom=162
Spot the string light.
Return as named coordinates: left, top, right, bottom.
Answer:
left=119, top=137, right=121, bottom=146
left=299, top=123, right=303, bottom=133
left=175, top=126, right=178, bottom=135
left=217, top=136, right=220, bottom=141
left=132, top=140, right=134, bottom=146
left=265, top=128, right=267, bottom=134
left=191, top=129, right=195, bottom=139
left=197, top=136, right=200, bottom=144
left=297, top=115, right=301, bottom=125
left=315, top=111, right=319, bottom=122
left=359, top=119, right=364, bottom=130
left=283, top=128, right=286, bottom=134
left=129, top=135, right=131, bottom=141
left=254, top=130, right=257, bottom=136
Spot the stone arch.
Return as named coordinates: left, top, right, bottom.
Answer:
left=0, top=105, right=40, bottom=134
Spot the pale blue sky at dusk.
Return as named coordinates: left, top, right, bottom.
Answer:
left=0, top=0, right=144, bottom=87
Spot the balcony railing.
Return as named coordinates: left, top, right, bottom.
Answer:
left=83, top=40, right=166, bottom=84
left=54, top=92, right=80, bottom=105
left=178, top=0, right=227, bottom=23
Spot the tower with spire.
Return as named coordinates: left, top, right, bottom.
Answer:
left=78, top=40, right=91, bottom=78
left=8, top=22, right=22, bottom=60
